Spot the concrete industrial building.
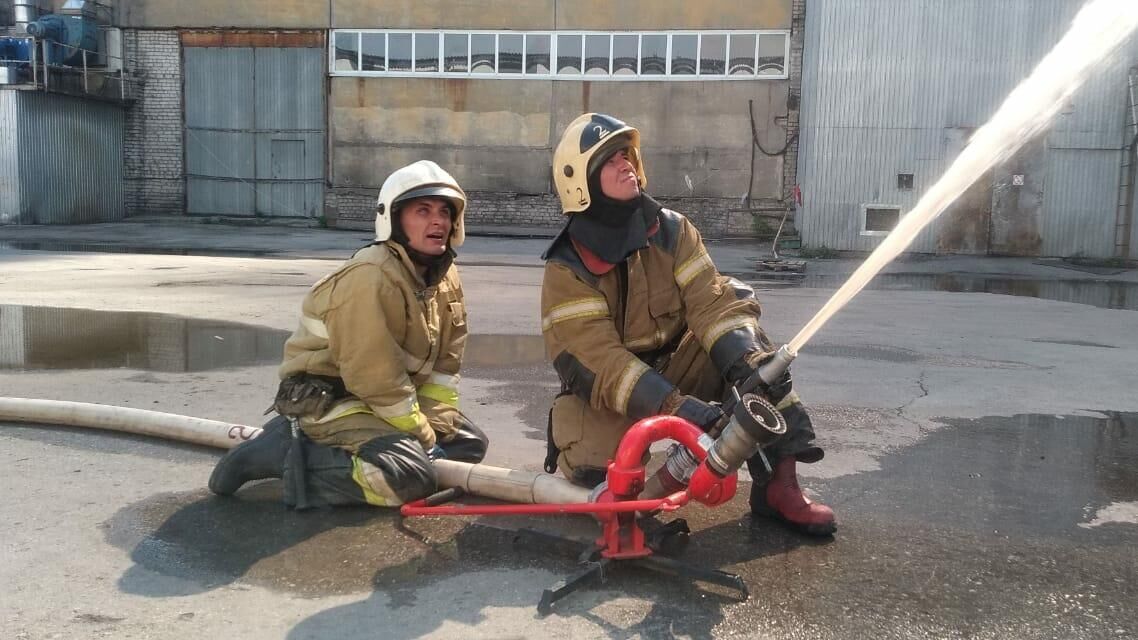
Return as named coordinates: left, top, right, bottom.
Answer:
left=3, top=0, right=1137, bottom=258
left=0, top=0, right=804, bottom=236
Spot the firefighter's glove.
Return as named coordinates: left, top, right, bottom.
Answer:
left=267, top=375, right=336, bottom=418
left=726, top=349, right=792, bottom=405
left=661, top=389, right=726, bottom=433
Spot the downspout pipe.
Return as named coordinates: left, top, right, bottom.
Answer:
left=0, top=397, right=591, bottom=505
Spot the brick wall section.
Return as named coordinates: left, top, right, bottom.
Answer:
left=331, top=187, right=780, bottom=239
left=123, top=30, right=184, bottom=216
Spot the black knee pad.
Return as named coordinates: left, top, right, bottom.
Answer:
left=570, top=465, right=608, bottom=489
left=357, top=434, right=439, bottom=503
left=439, top=416, right=489, bottom=463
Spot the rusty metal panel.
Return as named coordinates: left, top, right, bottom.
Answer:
left=798, top=0, right=1138, bottom=257
left=182, top=30, right=324, bottom=49
left=14, top=92, right=124, bottom=224
left=0, top=92, right=20, bottom=224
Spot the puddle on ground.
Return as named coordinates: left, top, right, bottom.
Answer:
left=826, top=411, right=1137, bottom=538
left=748, top=272, right=1138, bottom=311
left=0, top=305, right=547, bottom=373
left=0, top=305, right=289, bottom=372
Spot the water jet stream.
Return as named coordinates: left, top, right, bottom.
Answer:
left=787, top=0, right=1138, bottom=355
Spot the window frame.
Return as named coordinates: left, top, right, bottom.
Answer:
left=860, top=204, right=903, bottom=237
left=329, top=29, right=791, bottom=81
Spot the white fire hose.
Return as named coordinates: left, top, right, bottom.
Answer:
left=0, top=397, right=590, bottom=505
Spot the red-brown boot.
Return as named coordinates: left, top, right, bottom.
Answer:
left=751, top=457, right=836, bottom=536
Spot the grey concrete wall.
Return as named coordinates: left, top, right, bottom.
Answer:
left=123, top=30, right=184, bottom=216
left=117, top=0, right=789, bottom=30
left=114, top=0, right=799, bottom=239
left=329, top=76, right=793, bottom=231
left=334, top=189, right=774, bottom=239
left=116, top=0, right=331, bottom=29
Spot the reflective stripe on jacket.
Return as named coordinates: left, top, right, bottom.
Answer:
left=541, top=209, right=765, bottom=419
left=280, top=242, right=467, bottom=447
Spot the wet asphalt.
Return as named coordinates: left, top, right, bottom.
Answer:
left=1, top=220, right=1136, bottom=638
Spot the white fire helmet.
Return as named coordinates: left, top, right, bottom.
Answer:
left=552, top=113, right=646, bottom=214
left=375, top=160, right=467, bottom=247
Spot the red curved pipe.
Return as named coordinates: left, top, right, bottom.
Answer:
left=605, top=415, right=708, bottom=499
left=401, top=415, right=732, bottom=518
left=611, top=415, right=707, bottom=470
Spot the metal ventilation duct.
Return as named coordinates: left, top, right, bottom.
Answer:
left=13, top=1, right=40, bottom=34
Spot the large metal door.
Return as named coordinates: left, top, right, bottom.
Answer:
left=989, top=140, right=1045, bottom=256
left=936, top=127, right=991, bottom=255
left=184, top=45, right=324, bottom=218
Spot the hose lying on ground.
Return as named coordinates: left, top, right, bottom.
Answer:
left=0, top=397, right=590, bottom=505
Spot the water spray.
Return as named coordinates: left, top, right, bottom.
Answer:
left=642, top=0, right=1138, bottom=502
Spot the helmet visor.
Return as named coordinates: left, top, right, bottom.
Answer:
left=394, top=185, right=464, bottom=210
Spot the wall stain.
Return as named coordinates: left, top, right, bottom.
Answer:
left=444, top=79, right=469, bottom=112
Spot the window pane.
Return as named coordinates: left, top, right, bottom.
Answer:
left=525, top=34, right=550, bottom=74
left=499, top=34, right=522, bottom=74
left=557, top=34, right=581, bottom=74
left=612, top=34, right=637, bottom=75
left=360, top=33, right=385, bottom=71
left=728, top=33, right=755, bottom=75
left=388, top=32, right=411, bottom=71
left=414, top=32, right=439, bottom=71
left=444, top=33, right=468, bottom=72
left=584, top=34, right=610, bottom=75
left=671, top=34, right=696, bottom=75
left=758, top=33, right=786, bottom=76
left=471, top=33, right=495, bottom=73
left=641, top=34, right=666, bottom=75
left=699, top=34, right=726, bottom=75
left=334, top=32, right=359, bottom=71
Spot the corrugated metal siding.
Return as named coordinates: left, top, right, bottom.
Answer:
left=0, top=92, right=20, bottom=224
left=253, top=47, right=324, bottom=217
left=0, top=305, right=28, bottom=367
left=185, top=46, right=325, bottom=218
left=13, top=92, right=124, bottom=224
left=799, top=0, right=1138, bottom=257
left=185, top=47, right=257, bottom=215
left=1042, top=148, right=1120, bottom=257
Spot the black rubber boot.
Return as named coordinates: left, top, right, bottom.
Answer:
left=208, top=415, right=293, bottom=496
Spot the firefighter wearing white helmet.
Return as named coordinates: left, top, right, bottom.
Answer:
left=540, top=113, right=836, bottom=536
left=209, top=160, right=488, bottom=509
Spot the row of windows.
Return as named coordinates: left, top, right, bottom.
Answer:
left=331, top=30, right=789, bottom=80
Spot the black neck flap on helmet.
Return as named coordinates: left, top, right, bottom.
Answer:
left=567, top=187, right=662, bottom=265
